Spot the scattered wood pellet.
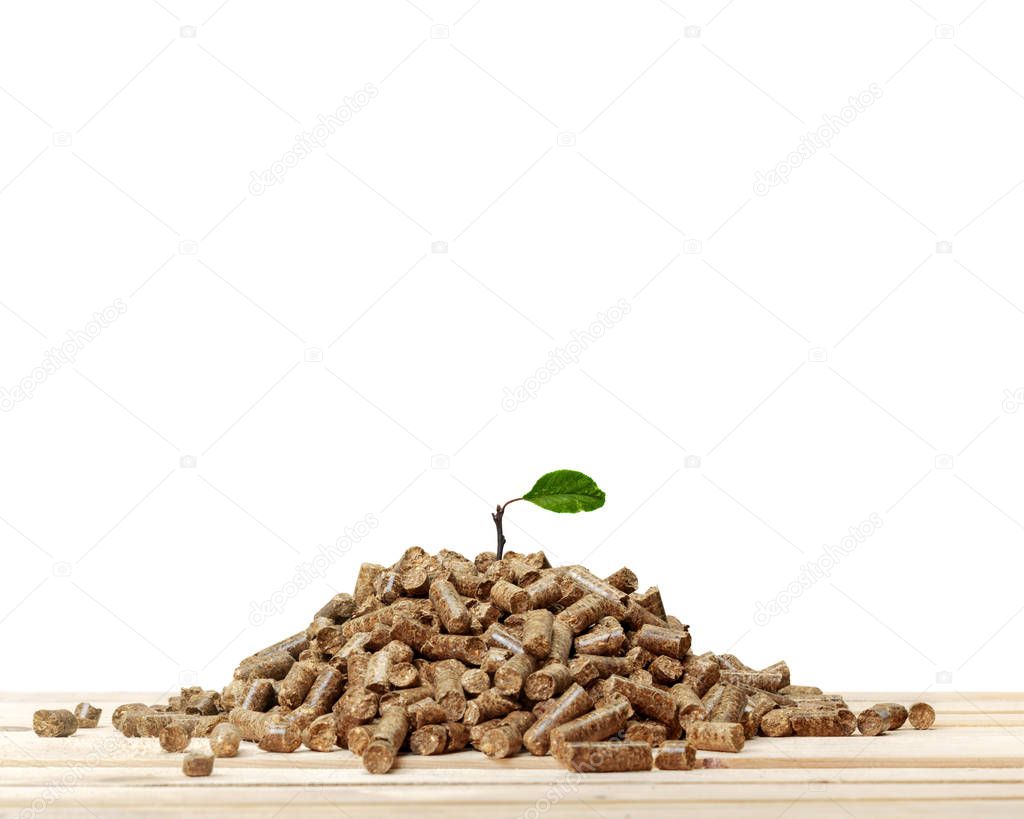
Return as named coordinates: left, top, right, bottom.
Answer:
left=304, top=667, right=344, bottom=712
left=558, top=594, right=624, bottom=635
left=687, top=720, right=745, bottom=753
left=562, top=566, right=630, bottom=606
left=720, top=669, right=785, bottom=692
left=605, top=567, right=639, bottom=594
left=73, top=702, right=101, bottom=728
left=433, top=659, right=468, bottom=720
left=209, top=723, right=241, bottom=757
left=182, top=751, right=214, bottom=777
left=429, top=580, right=471, bottom=634
left=258, top=721, right=301, bottom=753
left=111, top=703, right=147, bottom=732
left=234, top=650, right=294, bottom=682
left=857, top=706, right=893, bottom=736
left=159, top=722, right=191, bottom=752
left=655, top=740, right=697, bottom=770
left=521, top=609, right=554, bottom=658
left=464, top=688, right=517, bottom=724
left=302, top=714, right=338, bottom=751
left=780, top=685, right=822, bottom=696
left=631, top=586, right=667, bottom=619
left=460, top=668, right=491, bottom=695
left=559, top=740, right=653, bottom=772
left=875, top=702, right=909, bottom=730
left=549, top=700, right=631, bottom=759
left=760, top=708, right=795, bottom=737
left=635, top=624, right=688, bottom=659
left=708, top=684, right=748, bottom=724
left=347, top=723, right=374, bottom=756
left=409, top=723, right=447, bottom=755
left=625, top=719, right=667, bottom=746
left=444, top=721, right=470, bottom=752
left=742, top=692, right=778, bottom=739
left=239, top=679, right=275, bottom=712
left=909, top=702, right=935, bottom=730
left=227, top=708, right=270, bottom=745
left=574, top=617, right=626, bottom=656
left=277, top=661, right=318, bottom=709
left=185, top=692, right=219, bottom=716
left=362, top=707, right=408, bottom=773
left=524, top=575, right=563, bottom=610
left=608, top=675, right=680, bottom=735
left=480, top=711, right=535, bottom=758
left=681, top=652, right=720, bottom=696
left=523, top=683, right=593, bottom=755
left=490, top=579, right=530, bottom=614
left=494, top=652, right=536, bottom=697
left=524, top=662, right=572, bottom=701
left=796, top=708, right=856, bottom=737
left=33, top=709, right=77, bottom=737
left=649, top=655, right=684, bottom=685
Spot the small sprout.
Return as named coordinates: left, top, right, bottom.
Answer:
left=492, top=470, right=605, bottom=558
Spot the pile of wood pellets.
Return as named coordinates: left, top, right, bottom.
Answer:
left=36, top=548, right=936, bottom=775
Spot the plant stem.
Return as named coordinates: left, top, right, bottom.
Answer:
left=492, top=498, right=522, bottom=559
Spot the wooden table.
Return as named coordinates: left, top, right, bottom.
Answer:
left=2, top=692, right=1022, bottom=817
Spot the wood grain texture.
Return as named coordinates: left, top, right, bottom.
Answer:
left=1, top=693, right=1022, bottom=817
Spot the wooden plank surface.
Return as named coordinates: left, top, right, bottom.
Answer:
left=2, top=693, right=1022, bottom=817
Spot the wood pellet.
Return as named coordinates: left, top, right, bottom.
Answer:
left=182, top=751, right=214, bottom=777
left=32, top=709, right=77, bottom=738
left=209, top=723, right=241, bottom=757
left=655, top=740, right=697, bottom=770
left=158, top=722, right=191, bottom=752
left=909, top=702, right=936, bottom=729
left=559, top=740, right=653, bottom=772
left=73, top=702, right=102, bottom=728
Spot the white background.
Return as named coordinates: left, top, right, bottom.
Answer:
left=2, top=0, right=1023, bottom=695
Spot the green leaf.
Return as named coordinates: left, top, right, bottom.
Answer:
left=522, top=469, right=605, bottom=514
